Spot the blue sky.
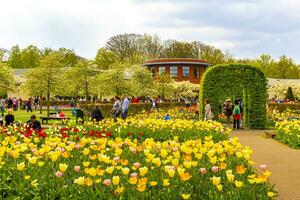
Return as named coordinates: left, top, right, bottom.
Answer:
left=0, top=0, right=300, bottom=62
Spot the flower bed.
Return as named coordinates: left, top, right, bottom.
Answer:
left=275, top=120, right=300, bottom=149
left=0, top=134, right=275, bottom=199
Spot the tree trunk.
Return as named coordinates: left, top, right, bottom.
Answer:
left=39, top=92, right=43, bottom=114
left=47, top=92, right=50, bottom=117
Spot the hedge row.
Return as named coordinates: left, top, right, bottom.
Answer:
left=81, top=102, right=185, bottom=118
left=200, top=64, right=268, bottom=129
left=268, top=103, right=300, bottom=112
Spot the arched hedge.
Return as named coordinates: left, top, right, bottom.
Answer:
left=199, top=64, right=268, bottom=129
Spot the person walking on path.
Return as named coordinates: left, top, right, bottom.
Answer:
left=27, top=98, right=33, bottom=112
left=0, top=97, right=5, bottom=117
left=204, top=100, right=214, bottom=121
left=233, top=99, right=241, bottom=130
left=121, top=96, right=130, bottom=120
left=91, top=105, right=104, bottom=123
left=237, top=98, right=244, bottom=129
left=5, top=109, right=14, bottom=126
left=223, top=98, right=233, bottom=124
left=112, top=96, right=121, bottom=122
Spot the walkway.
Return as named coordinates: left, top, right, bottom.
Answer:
left=231, top=130, right=300, bottom=200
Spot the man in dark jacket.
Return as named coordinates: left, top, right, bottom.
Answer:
left=26, top=115, right=41, bottom=131
left=91, top=105, right=104, bottom=123
left=5, top=109, right=14, bottom=126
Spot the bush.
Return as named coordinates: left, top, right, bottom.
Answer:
left=285, top=87, right=295, bottom=101
left=200, top=64, right=268, bottom=129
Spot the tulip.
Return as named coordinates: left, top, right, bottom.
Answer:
left=211, top=166, right=219, bottom=173
left=55, top=171, right=63, bottom=178
left=59, top=163, right=68, bottom=173
left=103, top=179, right=111, bottom=186
left=74, top=166, right=80, bottom=173
left=200, top=168, right=207, bottom=175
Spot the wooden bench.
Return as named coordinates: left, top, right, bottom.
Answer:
left=265, top=130, right=277, bottom=138
left=40, top=116, right=70, bottom=125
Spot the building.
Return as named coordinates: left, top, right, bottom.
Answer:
left=143, top=58, right=210, bottom=84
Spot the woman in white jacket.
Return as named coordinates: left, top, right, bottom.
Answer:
left=204, top=100, right=214, bottom=121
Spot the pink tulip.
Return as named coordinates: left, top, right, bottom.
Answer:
left=74, top=166, right=80, bottom=173
left=103, top=179, right=111, bottom=186
left=260, top=164, right=267, bottom=170
left=131, top=172, right=138, bottom=178
left=133, top=162, right=141, bottom=169
left=211, top=166, right=219, bottom=173
left=200, top=168, right=207, bottom=175
left=113, top=156, right=120, bottom=162
left=75, top=144, right=81, bottom=149
left=55, top=171, right=63, bottom=178
left=173, top=147, right=178, bottom=152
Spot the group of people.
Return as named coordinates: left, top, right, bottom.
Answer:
left=204, top=97, right=243, bottom=130
left=0, top=110, right=42, bottom=131
left=111, top=96, right=130, bottom=122
left=0, top=96, right=41, bottom=116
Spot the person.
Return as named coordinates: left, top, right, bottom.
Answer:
left=121, top=96, right=130, bottom=120
left=7, top=97, right=13, bottom=109
left=164, top=113, right=171, bottom=120
left=233, top=99, right=241, bottom=130
left=34, top=96, right=39, bottom=111
left=75, top=104, right=84, bottom=124
left=0, top=97, right=5, bottom=117
left=150, top=98, right=158, bottom=111
left=5, top=109, right=14, bottom=126
left=26, top=115, right=41, bottom=131
left=27, top=98, right=33, bottom=112
left=223, top=98, right=233, bottom=124
left=112, top=96, right=121, bottom=122
left=91, top=105, right=104, bottom=123
left=237, top=98, right=244, bottom=129
left=204, top=100, right=214, bottom=121
left=57, top=111, right=66, bottom=118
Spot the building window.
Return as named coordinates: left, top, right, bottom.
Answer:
left=182, top=66, right=189, bottom=77
left=170, top=66, right=178, bottom=78
left=150, top=67, right=155, bottom=77
left=194, top=67, right=200, bottom=78
left=159, top=66, right=166, bottom=75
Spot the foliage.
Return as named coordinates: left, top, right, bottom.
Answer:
left=154, top=74, right=175, bottom=99
left=20, top=45, right=41, bottom=68
left=129, top=65, right=154, bottom=97
left=200, top=64, right=268, bottom=129
left=0, top=62, right=16, bottom=96
left=7, top=45, right=23, bottom=68
left=172, top=81, right=198, bottom=99
left=94, top=48, right=121, bottom=70
left=285, top=87, right=295, bottom=101
left=275, top=120, right=300, bottom=149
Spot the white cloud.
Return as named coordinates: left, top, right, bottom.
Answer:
left=0, top=0, right=300, bottom=62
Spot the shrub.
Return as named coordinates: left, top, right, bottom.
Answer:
left=285, top=87, right=295, bottom=101
left=200, top=64, right=268, bottom=129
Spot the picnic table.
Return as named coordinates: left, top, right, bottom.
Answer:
left=40, top=116, right=70, bottom=125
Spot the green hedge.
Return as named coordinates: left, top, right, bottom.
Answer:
left=199, top=64, right=268, bottom=129
left=81, top=102, right=184, bottom=118
left=268, top=103, right=300, bottom=112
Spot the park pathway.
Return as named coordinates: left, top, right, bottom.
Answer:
left=231, top=130, right=300, bottom=200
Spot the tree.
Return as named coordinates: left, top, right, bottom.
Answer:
left=0, top=62, right=15, bottom=96
left=94, top=48, right=120, bottom=70
left=163, top=40, right=195, bottom=58
left=139, top=34, right=163, bottom=60
left=285, top=87, right=295, bottom=101
left=24, top=52, right=64, bottom=116
left=21, top=45, right=41, bottom=68
left=62, top=60, right=97, bottom=101
left=172, top=81, right=198, bottom=99
left=276, top=55, right=294, bottom=79
left=8, top=45, right=23, bottom=68
left=129, top=65, right=154, bottom=97
left=57, top=48, right=78, bottom=67
left=154, top=74, right=175, bottom=99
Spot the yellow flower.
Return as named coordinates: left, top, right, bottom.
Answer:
left=106, top=166, right=114, bottom=174
left=83, top=161, right=90, bottom=167
left=112, top=176, right=120, bottom=185
left=59, top=163, right=68, bottom=173
left=150, top=181, right=157, bottom=186
left=128, top=177, right=137, bottom=185
left=168, top=170, right=176, bottom=178
left=74, top=176, right=85, bottom=185
left=115, top=186, right=125, bottom=196
left=83, top=148, right=90, bottom=156
left=236, top=165, right=247, bottom=174
left=38, top=161, right=45, bottom=167
left=180, top=172, right=191, bottom=181
left=219, top=162, right=227, bottom=170
left=216, top=184, right=223, bottom=191
left=212, top=176, right=221, bottom=186
left=31, top=179, right=38, bottom=188
left=183, top=161, right=192, bottom=169
left=181, top=194, right=191, bottom=199
left=136, top=184, right=146, bottom=192
left=234, top=180, right=244, bottom=188
left=267, top=192, right=275, bottom=197
left=139, top=166, right=148, bottom=176
left=85, top=177, right=93, bottom=186
left=122, top=167, right=130, bottom=175
left=17, top=162, right=25, bottom=171
left=24, top=175, right=31, bottom=180
left=28, top=156, right=37, bottom=165
left=95, top=178, right=102, bottom=183
left=163, top=179, right=170, bottom=187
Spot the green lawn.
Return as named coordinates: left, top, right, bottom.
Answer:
left=1, top=109, right=76, bottom=124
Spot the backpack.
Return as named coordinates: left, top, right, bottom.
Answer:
left=233, top=105, right=240, bottom=115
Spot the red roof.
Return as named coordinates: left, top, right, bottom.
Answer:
left=143, top=58, right=209, bottom=66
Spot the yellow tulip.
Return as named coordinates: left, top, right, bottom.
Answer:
left=267, top=192, right=275, bottom=197
left=163, top=179, right=170, bottom=187
left=181, top=194, right=191, bottom=199
left=234, top=180, right=244, bottom=188
left=74, top=176, right=85, bottom=185
left=17, top=162, right=25, bottom=171
left=31, top=179, right=38, bottom=188
left=139, top=166, right=148, bottom=177
left=59, top=163, right=68, bottom=173
left=150, top=181, right=157, bottom=186
left=85, top=177, right=93, bottom=186
left=122, top=167, right=130, bottom=175
left=212, top=176, right=221, bottom=186
left=112, top=176, right=120, bottom=185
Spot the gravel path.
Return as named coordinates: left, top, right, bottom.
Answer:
left=231, top=130, right=300, bottom=200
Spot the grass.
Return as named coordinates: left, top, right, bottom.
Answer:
left=1, top=109, right=76, bottom=124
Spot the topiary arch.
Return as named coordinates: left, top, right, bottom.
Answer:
left=199, top=64, right=268, bottom=129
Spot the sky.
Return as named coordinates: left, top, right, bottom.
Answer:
left=1, top=0, right=300, bottom=62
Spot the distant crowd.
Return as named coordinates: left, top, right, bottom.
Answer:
left=269, top=98, right=299, bottom=103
